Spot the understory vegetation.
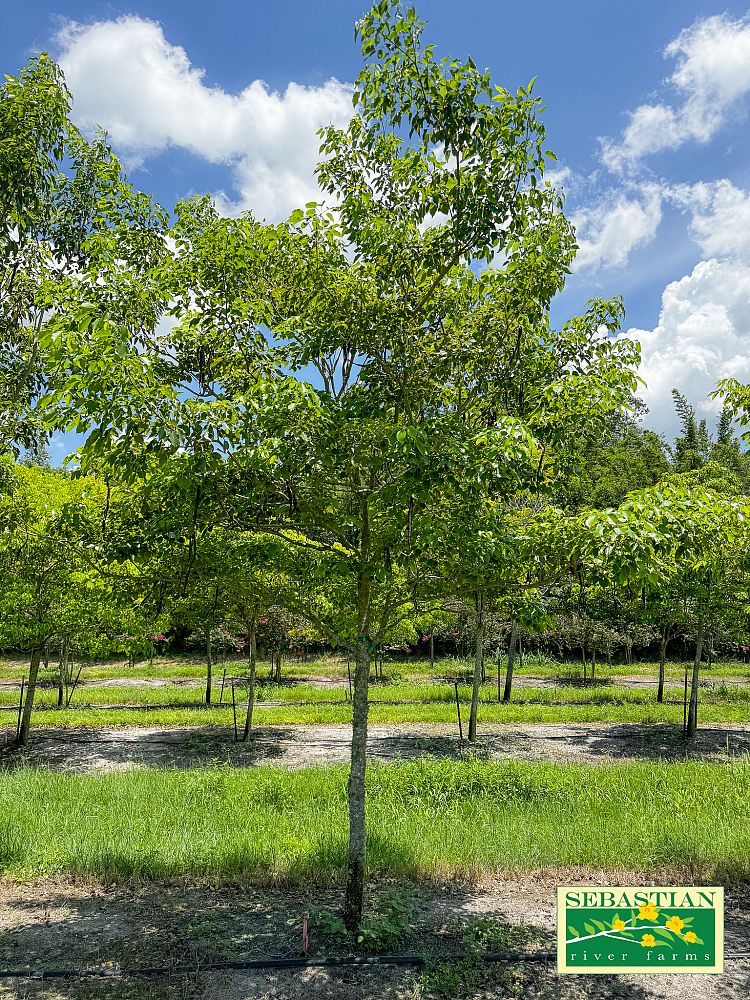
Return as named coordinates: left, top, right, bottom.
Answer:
left=2, top=757, right=749, bottom=882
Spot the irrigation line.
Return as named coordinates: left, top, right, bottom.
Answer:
left=2, top=949, right=750, bottom=981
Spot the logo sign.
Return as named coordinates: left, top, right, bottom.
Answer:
left=556, top=886, right=724, bottom=974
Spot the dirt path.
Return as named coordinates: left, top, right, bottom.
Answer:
left=3, top=720, right=750, bottom=772
left=0, top=872, right=747, bottom=999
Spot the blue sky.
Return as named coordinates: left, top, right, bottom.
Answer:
left=4, top=1, right=750, bottom=451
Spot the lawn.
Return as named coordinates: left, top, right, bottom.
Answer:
left=2, top=678, right=749, bottom=729
left=1, top=757, right=749, bottom=883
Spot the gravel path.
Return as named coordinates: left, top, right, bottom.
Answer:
left=3, top=720, right=750, bottom=772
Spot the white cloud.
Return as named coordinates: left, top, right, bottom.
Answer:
left=670, top=179, right=750, bottom=260
left=625, top=258, right=750, bottom=435
left=572, top=185, right=663, bottom=270
left=55, top=16, right=354, bottom=220
left=602, top=14, right=750, bottom=172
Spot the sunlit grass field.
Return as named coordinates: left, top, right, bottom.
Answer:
left=2, top=699, right=749, bottom=729
left=1, top=654, right=748, bottom=731
left=2, top=653, right=750, bottom=683
left=2, top=757, right=749, bottom=882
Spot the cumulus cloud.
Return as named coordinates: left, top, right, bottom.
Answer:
left=571, top=184, right=663, bottom=270
left=624, top=258, right=750, bottom=435
left=55, top=16, right=354, bottom=220
left=601, top=14, right=750, bottom=172
left=669, top=179, right=750, bottom=260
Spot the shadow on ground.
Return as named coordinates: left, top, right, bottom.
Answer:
left=1, top=876, right=749, bottom=999
left=3, top=721, right=750, bottom=774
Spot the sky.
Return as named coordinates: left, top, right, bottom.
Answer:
left=4, top=0, right=750, bottom=451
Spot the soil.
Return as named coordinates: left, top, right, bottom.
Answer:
left=0, top=872, right=747, bottom=999
left=2, top=721, right=750, bottom=773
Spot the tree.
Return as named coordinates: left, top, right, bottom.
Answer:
left=1, top=55, right=168, bottom=457
left=0, top=462, right=113, bottom=744
left=43, top=3, right=639, bottom=931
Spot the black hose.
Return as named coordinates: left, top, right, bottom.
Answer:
left=1, top=950, right=749, bottom=980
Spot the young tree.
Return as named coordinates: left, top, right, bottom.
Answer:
left=43, top=3, right=639, bottom=930
left=0, top=462, right=113, bottom=745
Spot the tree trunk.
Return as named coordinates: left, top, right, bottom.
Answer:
left=241, top=626, right=257, bottom=741
left=343, top=574, right=371, bottom=934
left=657, top=627, right=669, bottom=703
left=502, top=622, right=518, bottom=703
left=468, top=595, right=484, bottom=742
left=205, top=633, right=213, bottom=706
left=686, top=625, right=704, bottom=738
left=17, top=647, right=42, bottom=747
left=591, top=649, right=596, bottom=681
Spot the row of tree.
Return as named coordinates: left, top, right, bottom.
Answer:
left=4, top=1, right=750, bottom=931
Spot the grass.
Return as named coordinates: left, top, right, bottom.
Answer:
left=3, top=653, right=750, bottom=684
left=1, top=757, right=750, bottom=882
left=3, top=679, right=750, bottom=710
left=3, top=696, right=750, bottom=730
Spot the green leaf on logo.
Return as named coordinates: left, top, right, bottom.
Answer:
left=583, top=922, right=596, bottom=935
left=567, top=925, right=579, bottom=937
left=653, top=927, right=674, bottom=940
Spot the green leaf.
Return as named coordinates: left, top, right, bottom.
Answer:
left=653, top=927, right=674, bottom=940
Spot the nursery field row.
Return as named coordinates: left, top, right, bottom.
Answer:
left=3, top=699, right=750, bottom=729
left=2, top=655, right=750, bottom=682
left=2, top=758, right=749, bottom=883
left=2, top=680, right=750, bottom=710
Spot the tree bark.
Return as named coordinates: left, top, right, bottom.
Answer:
left=205, top=632, right=213, bottom=706
left=343, top=574, right=371, bottom=933
left=686, top=625, right=704, bottom=738
left=17, top=647, right=42, bottom=747
left=241, top=625, right=257, bottom=741
left=657, top=626, right=669, bottom=704
left=502, top=622, right=518, bottom=703
left=468, top=595, right=484, bottom=742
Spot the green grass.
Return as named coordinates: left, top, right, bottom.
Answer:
left=1, top=757, right=749, bottom=882
left=3, top=696, right=750, bottom=729
left=4, top=653, right=750, bottom=684
left=2, top=676, right=748, bottom=715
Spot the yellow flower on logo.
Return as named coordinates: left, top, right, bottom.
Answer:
left=640, top=934, right=656, bottom=947
left=638, top=902, right=659, bottom=921
left=684, top=931, right=698, bottom=943
left=612, top=918, right=626, bottom=931
left=665, top=916, right=685, bottom=933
